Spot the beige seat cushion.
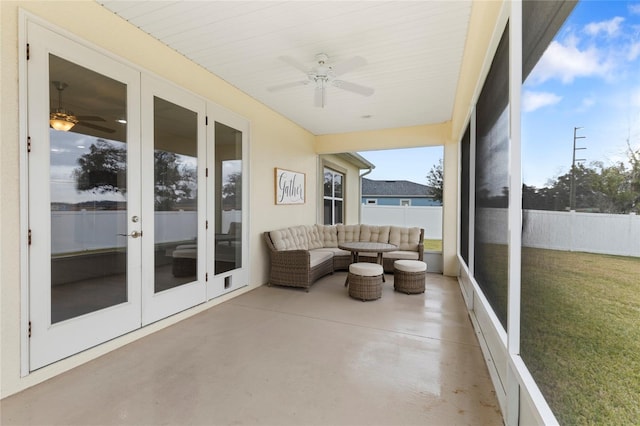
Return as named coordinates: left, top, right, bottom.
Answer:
left=316, top=224, right=339, bottom=248
left=388, top=226, right=421, bottom=251
left=270, top=227, right=308, bottom=250
left=309, top=250, right=333, bottom=268
left=359, top=225, right=390, bottom=243
left=394, top=260, right=427, bottom=273
left=305, top=225, right=324, bottom=249
left=349, top=262, right=383, bottom=276
left=315, top=247, right=351, bottom=257
left=337, top=224, right=360, bottom=243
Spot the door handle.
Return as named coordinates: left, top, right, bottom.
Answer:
left=118, top=231, right=143, bottom=238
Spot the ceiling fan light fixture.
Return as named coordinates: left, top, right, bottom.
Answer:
left=49, top=111, right=79, bottom=132
left=50, top=81, right=79, bottom=131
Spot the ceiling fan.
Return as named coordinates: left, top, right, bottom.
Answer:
left=50, top=81, right=115, bottom=133
left=267, top=53, right=374, bottom=108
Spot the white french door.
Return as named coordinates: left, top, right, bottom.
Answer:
left=27, top=24, right=208, bottom=369
left=140, top=76, right=207, bottom=324
left=206, top=103, right=250, bottom=299
left=27, top=23, right=142, bottom=370
left=26, top=20, right=245, bottom=371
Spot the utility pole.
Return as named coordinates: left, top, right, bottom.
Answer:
left=570, top=127, right=587, bottom=211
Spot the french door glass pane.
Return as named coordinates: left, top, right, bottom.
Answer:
left=49, top=55, right=128, bottom=323
left=153, top=97, right=198, bottom=292
left=215, top=122, right=242, bottom=275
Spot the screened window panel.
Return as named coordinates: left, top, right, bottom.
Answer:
left=520, top=1, right=640, bottom=423
left=473, top=24, right=509, bottom=329
left=460, top=124, right=471, bottom=266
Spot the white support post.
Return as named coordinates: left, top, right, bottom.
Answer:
left=507, top=1, right=523, bottom=425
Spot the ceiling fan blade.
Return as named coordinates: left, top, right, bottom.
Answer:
left=278, top=56, right=310, bottom=74
left=331, top=56, right=367, bottom=77
left=314, top=86, right=325, bottom=108
left=77, top=121, right=116, bottom=134
left=76, top=115, right=106, bottom=122
left=267, top=80, right=308, bottom=92
left=333, top=80, right=375, bottom=97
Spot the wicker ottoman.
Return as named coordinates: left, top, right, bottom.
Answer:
left=393, top=260, right=427, bottom=294
left=348, top=262, right=384, bottom=301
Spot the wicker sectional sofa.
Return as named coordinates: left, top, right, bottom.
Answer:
left=264, top=224, right=424, bottom=291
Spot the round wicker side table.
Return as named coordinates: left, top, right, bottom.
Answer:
left=393, top=260, right=427, bottom=294
left=348, top=262, right=384, bottom=301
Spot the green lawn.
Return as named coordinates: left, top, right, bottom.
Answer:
left=520, top=248, right=640, bottom=424
left=423, top=239, right=442, bottom=252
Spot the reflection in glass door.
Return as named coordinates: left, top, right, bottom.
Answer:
left=28, top=20, right=142, bottom=370
left=49, top=56, right=129, bottom=323
left=214, top=122, right=243, bottom=275
left=153, top=97, right=198, bottom=293
left=140, top=76, right=206, bottom=325
left=207, top=106, right=249, bottom=299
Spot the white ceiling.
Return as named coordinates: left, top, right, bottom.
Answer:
left=99, top=1, right=472, bottom=136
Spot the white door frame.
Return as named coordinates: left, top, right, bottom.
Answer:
left=206, top=103, right=250, bottom=299
left=21, top=16, right=252, bottom=373
left=26, top=22, right=142, bottom=370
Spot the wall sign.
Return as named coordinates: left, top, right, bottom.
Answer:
left=275, top=168, right=305, bottom=205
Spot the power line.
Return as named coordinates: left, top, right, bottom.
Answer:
left=570, top=126, right=587, bottom=211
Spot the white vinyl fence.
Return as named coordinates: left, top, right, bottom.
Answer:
left=476, top=208, right=639, bottom=257
left=51, top=210, right=241, bottom=254
left=52, top=207, right=638, bottom=257
left=523, top=210, right=639, bottom=257
left=361, top=205, right=443, bottom=240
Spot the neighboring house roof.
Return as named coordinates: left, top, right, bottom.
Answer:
left=362, top=178, right=435, bottom=198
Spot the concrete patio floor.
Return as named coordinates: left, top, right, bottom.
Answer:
left=1, top=271, right=502, bottom=425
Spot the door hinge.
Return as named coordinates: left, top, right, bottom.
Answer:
left=26, top=43, right=30, bottom=60
left=27, top=136, right=32, bottom=153
left=205, top=116, right=208, bottom=125
left=28, top=229, right=32, bottom=245
left=206, top=273, right=208, bottom=282
left=206, top=220, right=208, bottom=230
left=28, top=321, right=32, bottom=338
left=206, top=168, right=208, bottom=177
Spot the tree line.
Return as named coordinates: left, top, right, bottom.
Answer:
left=426, top=144, right=639, bottom=214
left=73, top=139, right=243, bottom=211
left=524, top=145, right=639, bottom=214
